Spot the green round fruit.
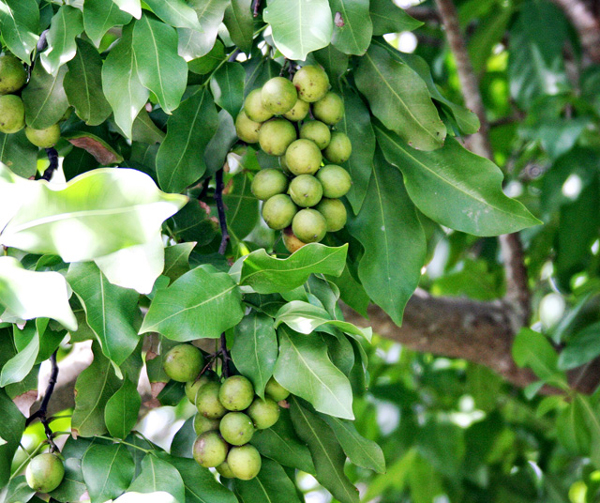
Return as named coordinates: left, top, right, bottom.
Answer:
left=316, top=164, right=352, bottom=198
left=25, top=453, right=65, bottom=493
left=279, top=155, right=292, bottom=175
left=235, top=110, right=261, bottom=143
left=25, top=124, right=61, bottom=148
left=283, top=98, right=310, bottom=121
left=289, top=174, right=323, bottom=208
left=0, top=55, right=26, bottom=95
left=216, top=461, right=236, bottom=479
left=316, top=198, right=347, bottom=232
left=247, top=397, right=280, bottom=429
left=186, top=371, right=217, bottom=404
left=261, top=77, right=298, bottom=115
left=227, top=445, right=262, bottom=481
left=312, top=92, right=344, bottom=125
left=244, top=88, right=273, bottom=122
left=265, top=377, right=290, bottom=401
left=258, top=118, right=297, bottom=156
left=163, top=344, right=204, bottom=383
left=285, top=139, right=322, bottom=176
left=194, top=414, right=221, bottom=435
left=323, top=132, right=352, bottom=164
left=261, top=194, right=297, bottom=230
left=219, top=412, right=255, bottom=445
left=300, top=120, right=331, bottom=149
left=196, top=381, right=228, bottom=419
left=219, top=375, right=254, bottom=411
left=292, top=209, right=327, bottom=244
left=0, top=94, right=25, bottom=134
left=282, top=227, right=307, bottom=253
left=251, top=168, right=289, bottom=200
left=193, top=431, right=229, bottom=468
left=292, top=65, right=330, bottom=103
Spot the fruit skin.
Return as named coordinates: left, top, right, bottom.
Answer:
left=258, top=118, right=297, bottom=156
left=292, top=209, right=327, bottom=244
left=289, top=174, right=323, bottom=208
left=0, top=55, right=27, bottom=95
left=25, top=453, right=65, bottom=493
left=265, top=377, right=290, bottom=401
left=285, top=139, right=323, bottom=176
left=261, top=194, right=297, bottom=230
left=251, top=168, right=289, bottom=201
left=219, top=375, right=255, bottom=411
left=316, top=164, right=352, bottom=198
left=300, top=120, right=331, bottom=149
left=0, top=94, right=25, bottom=134
left=163, top=344, right=204, bottom=383
left=193, top=431, right=229, bottom=468
left=194, top=414, right=221, bottom=435
left=312, top=92, right=344, bottom=125
left=219, top=412, right=255, bottom=445
left=283, top=98, right=310, bottom=121
left=261, top=76, right=298, bottom=115
left=244, top=88, right=273, bottom=122
left=196, top=381, right=228, bottom=419
left=227, top=445, right=262, bottom=481
left=235, top=111, right=261, bottom=143
left=25, top=124, right=61, bottom=148
left=293, top=65, right=330, bottom=103
left=216, top=461, right=236, bottom=479
left=316, top=198, right=347, bottom=232
left=247, top=397, right=280, bottom=429
left=186, top=370, right=217, bottom=404
left=282, top=227, right=307, bottom=253
left=323, top=132, right=352, bottom=164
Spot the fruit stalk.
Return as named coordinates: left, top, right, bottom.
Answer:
left=41, top=147, right=59, bottom=181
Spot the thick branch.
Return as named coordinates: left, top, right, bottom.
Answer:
left=550, top=0, right=600, bottom=63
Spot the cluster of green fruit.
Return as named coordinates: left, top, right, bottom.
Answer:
left=235, top=65, right=353, bottom=253
left=0, top=54, right=61, bottom=147
left=163, top=343, right=290, bottom=481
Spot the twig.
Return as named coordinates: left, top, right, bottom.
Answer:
left=220, top=333, right=231, bottom=378
left=253, top=0, right=261, bottom=17
left=214, top=168, right=230, bottom=255
left=41, top=147, right=59, bottom=181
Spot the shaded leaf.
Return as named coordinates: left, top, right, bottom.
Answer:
left=65, top=132, right=124, bottom=164
left=558, top=322, right=600, bottom=370
left=105, top=378, right=141, bottom=439
left=513, top=328, right=566, bottom=385
left=210, top=62, right=245, bottom=119
left=224, top=173, right=259, bottom=245
left=0, top=130, right=38, bottom=178
left=82, top=443, right=135, bottom=503
left=223, top=0, right=253, bottom=54
left=22, top=64, right=69, bottom=129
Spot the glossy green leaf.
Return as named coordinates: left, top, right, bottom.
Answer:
left=156, top=88, right=219, bottom=193
left=128, top=455, right=185, bottom=503
left=263, top=0, right=333, bottom=60
left=105, top=378, right=141, bottom=439
left=204, top=109, right=237, bottom=176
left=0, top=0, right=39, bottom=64
left=0, top=130, right=38, bottom=178
left=178, top=0, right=229, bottom=61
left=0, top=325, right=38, bottom=387
left=112, top=0, right=141, bottom=18
left=140, top=264, right=245, bottom=340
left=0, top=389, right=25, bottom=486
left=239, top=244, right=348, bottom=294
left=233, top=458, right=302, bottom=503
left=82, top=443, right=135, bottom=503
left=513, top=328, right=566, bottom=385
left=83, top=0, right=132, bottom=47
left=274, top=325, right=354, bottom=419
left=144, top=0, right=201, bottom=30
left=558, top=322, right=600, bottom=370
left=39, top=6, right=83, bottom=75
left=223, top=0, right=253, bottom=54
left=224, top=173, right=259, bottom=245
left=210, top=62, right=245, bottom=119
left=329, top=0, right=372, bottom=55
left=369, top=0, right=422, bottom=35
left=355, top=44, right=445, bottom=151
left=21, top=64, right=69, bottom=129
left=375, top=125, right=542, bottom=236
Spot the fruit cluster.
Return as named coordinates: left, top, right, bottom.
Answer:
left=163, top=344, right=289, bottom=480
left=0, top=54, right=61, bottom=147
left=235, top=65, right=353, bottom=253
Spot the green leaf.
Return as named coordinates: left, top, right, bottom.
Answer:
left=50, top=458, right=91, bottom=502
left=0, top=325, right=38, bottom=387
left=576, top=395, right=600, bottom=466
left=346, top=148, right=426, bottom=325
left=274, top=325, right=354, bottom=419
left=231, top=312, right=278, bottom=398
left=156, top=88, right=219, bottom=193
left=233, top=458, right=302, bottom=503
left=313, top=45, right=349, bottom=82
left=290, top=397, right=359, bottom=503
left=263, top=0, right=333, bottom=60
left=39, top=6, right=83, bottom=75
left=170, top=417, right=195, bottom=458
left=132, top=14, right=188, bottom=114
left=1, top=476, right=36, bottom=503
left=369, top=0, right=422, bottom=35
left=82, top=443, right=135, bottom=503
left=0, top=0, right=39, bottom=64
left=131, top=110, right=165, bottom=144
left=223, top=0, right=254, bottom=54
left=0, top=130, right=38, bottom=178
left=112, top=0, right=141, bottom=19
left=375, top=125, right=542, bottom=236
left=144, top=0, right=201, bottom=30
left=326, top=266, right=369, bottom=318
left=178, top=0, right=229, bottom=61
left=239, top=244, right=348, bottom=294
left=21, top=64, right=69, bottom=129
left=64, top=39, right=112, bottom=126
left=128, top=455, right=185, bottom=503
left=0, top=388, right=25, bottom=486
left=101, top=22, right=149, bottom=139
left=105, top=378, right=141, bottom=439
left=355, top=44, right=446, bottom=151
left=83, top=0, right=132, bottom=47
left=329, top=0, right=372, bottom=56
left=210, top=62, right=245, bottom=119
left=556, top=397, right=590, bottom=456
left=163, top=243, right=195, bottom=282
left=512, top=328, right=566, bottom=385
left=204, top=110, right=237, bottom=176
left=558, top=322, right=600, bottom=370
left=140, top=264, right=245, bottom=340
left=468, top=4, right=513, bottom=73
left=224, top=173, right=259, bottom=245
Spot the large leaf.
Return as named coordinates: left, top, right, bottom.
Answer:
left=0, top=388, right=25, bottom=486
left=369, top=0, right=422, bottom=35
left=329, top=0, right=372, bottom=55
left=144, top=0, right=201, bottom=30
left=140, top=264, right=245, bottom=340
left=128, top=455, right=185, bottom=503
left=375, top=125, right=541, bottom=236
left=274, top=325, right=354, bottom=419
left=21, top=64, right=69, bottom=129
left=558, top=322, right=600, bottom=370
left=0, top=130, right=38, bottom=178
left=83, top=0, right=132, bottom=47
left=104, top=378, right=141, bottom=439
left=0, top=0, right=39, bottom=64
left=210, top=62, right=245, bottom=119
left=233, top=458, right=302, bottom=503
left=355, top=44, right=445, bottom=151
left=263, top=0, right=333, bottom=60
left=223, top=0, right=254, bottom=54
left=39, top=6, right=83, bottom=75
left=178, top=0, right=229, bottom=61
left=82, top=443, right=135, bottom=503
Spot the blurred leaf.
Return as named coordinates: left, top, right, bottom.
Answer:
left=513, top=328, right=566, bottom=385
left=558, top=322, right=600, bottom=370
left=468, top=4, right=513, bottom=73
left=326, top=265, right=369, bottom=318
left=314, top=45, right=349, bottom=82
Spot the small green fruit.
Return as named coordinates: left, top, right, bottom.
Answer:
left=194, top=414, right=221, bottom=435
left=219, top=375, right=254, bottom=411
left=216, top=461, right=236, bottom=479
left=193, top=431, right=229, bottom=468
left=219, top=412, right=255, bottom=445
left=282, top=227, right=307, bottom=253
left=25, top=124, right=61, bottom=148
left=247, top=397, right=280, bottom=429
left=316, top=164, right=352, bottom=198
left=186, top=371, right=217, bottom=404
left=285, top=139, right=322, bottom=176
left=293, top=65, right=330, bottom=103
left=25, top=453, right=65, bottom=493
left=235, top=110, right=261, bottom=143
left=283, top=98, right=310, bottom=121
left=163, top=344, right=204, bottom=383
left=196, top=381, right=228, bottom=419
left=289, top=174, right=323, bottom=208
left=0, top=94, right=25, bottom=134
left=265, top=377, right=290, bottom=401
left=300, top=120, right=331, bottom=149
left=292, top=209, right=327, bottom=243
left=258, top=118, right=297, bottom=156
left=244, top=88, right=273, bottom=122
left=251, top=168, right=289, bottom=201
left=261, top=194, right=297, bottom=230
left=316, top=198, right=347, bottom=232
left=312, top=92, right=344, bottom=125
left=0, top=55, right=27, bottom=95
left=323, top=132, right=352, bottom=164
left=227, top=445, right=262, bottom=481
left=261, top=77, right=298, bottom=115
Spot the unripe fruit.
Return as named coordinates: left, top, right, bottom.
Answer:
left=261, top=77, right=298, bottom=115
left=300, top=120, right=331, bottom=149
left=283, top=98, right=310, bottom=121
left=289, top=174, right=323, bottom=208
left=219, top=375, right=254, bottom=411
left=196, top=381, right=228, bottom=419
left=279, top=155, right=292, bottom=175
left=235, top=111, right=261, bottom=143
left=25, top=124, right=61, bottom=148
left=285, top=139, right=322, bottom=176
left=227, top=445, right=262, bottom=481
left=26, top=453, right=65, bottom=493
left=0, top=55, right=27, bottom=95
left=265, top=377, right=290, bottom=401
left=292, top=209, right=327, bottom=244
left=193, top=431, right=229, bottom=468
left=323, top=132, right=352, bottom=164
left=194, top=414, right=221, bottom=435
left=262, top=194, right=297, bottom=230
left=251, top=168, right=289, bottom=201
left=216, top=461, right=236, bottom=479
left=163, top=344, right=204, bottom=383
left=186, top=371, right=217, bottom=404
left=0, top=94, right=25, bottom=134
left=316, top=164, right=352, bottom=198
left=316, top=198, right=347, bottom=232
left=247, top=397, right=280, bottom=429
left=312, top=92, right=344, bottom=125
left=282, top=227, right=307, bottom=253
left=258, top=118, right=296, bottom=156
left=293, top=65, right=330, bottom=103
left=219, top=412, right=255, bottom=445
left=244, top=88, right=273, bottom=122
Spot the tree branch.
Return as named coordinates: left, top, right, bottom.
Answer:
left=550, top=0, right=600, bottom=63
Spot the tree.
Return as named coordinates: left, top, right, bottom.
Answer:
left=0, top=0, right=599, bottom=501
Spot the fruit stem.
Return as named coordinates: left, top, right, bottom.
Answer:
left=95, top=435, right=153, bottom=454
left=220, top=332, right=231, bottom=378
left=253, top=0, right=261, bottom=17
left=41, top=147, right=59, bottom=182
left=214, top=168, right=230, bottom=255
